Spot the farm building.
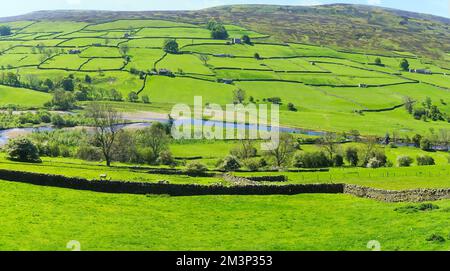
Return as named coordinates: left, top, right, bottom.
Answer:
left=68, top=49, right=81, bottom=54
left=409, top=69, right=432, bottom=74
left=218, top=78, right=234, bottom=84
left=158, top=69, right=173, bottom=76
left=231, top=38, right=242, bottom=44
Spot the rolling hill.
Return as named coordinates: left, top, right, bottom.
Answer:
left=1, top=4, right=449, bottom=58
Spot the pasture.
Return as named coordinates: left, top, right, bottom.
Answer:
left=0, top=85, right=51, bottom=108
left=1, top=180, right=450, bottom=250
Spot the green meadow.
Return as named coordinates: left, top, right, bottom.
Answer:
left=0, top=85, right=51, bottom=108
left=1, top=180, right=450, bottom=251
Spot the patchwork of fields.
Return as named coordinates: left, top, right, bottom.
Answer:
left=0, top=19, right=449, bottom=135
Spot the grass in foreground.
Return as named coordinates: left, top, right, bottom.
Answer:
left=1, top=180, right=450, bottom=250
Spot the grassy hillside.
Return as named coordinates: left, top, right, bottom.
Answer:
left=0, top=16, right=449, bottom=135
left=2, top=4, right=449, bottom=58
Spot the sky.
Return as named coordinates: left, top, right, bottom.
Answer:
left=0, top=0, right=448, bottom=19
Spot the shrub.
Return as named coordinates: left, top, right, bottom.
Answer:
left=395, top=203, right=439, bottom=214
left=157, top=150, right=176, bottom=167
left=418, top=203, right=439, bottom=211
left=220, top=155, right=241, bottom=172
left=333, top=154, right=344, bottom=167
left=420, top=138, right=433, bottom=151
left=51, top=89, right=75, bottom=110
left=186, top=161, right=208, bottom=175
left=127, top=91, right=139, bottom=103
left=258, top=157, right=268, bottom=168
left=48, top=143, right=60, bottom=157
left=267, top=97, right=282, bottom=104
left=51, top=114, right=66, bottom=127
left=76, top=145, right=103, bottom=161
left=293, top=152, right=332, bottom=168
left=397, top=156, right=413, bottom=167
left=366, top=157, right=383, bottom=168
left=242, top=158, right=260, bottom=172
left=345, top=147, right=359, bottom=166
left=141, top=95, right=150, bottom=104
left=60, top=146, right=71, bottom=158
left=230, top=141, right=257, bottom=159
left=287, top=103, right=297, bottom=111
left=426, top=234, right=445, bottom=243
left=416, top=155, right=435, bottom=166
left=5, top=138, right=41, bottom=163
left=364, top=150, right=387, bottom=168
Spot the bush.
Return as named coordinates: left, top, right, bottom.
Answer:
left=186, top=161, right=208, bottom=175
left=287, top=103, right=297, bottom=111
left=127, top=91, right=139, bottom=103
left=220, top=155, right=241, bottom=171
left=345, top=147, right=359, bottom=166
left=60, top=146, right=71, bottom=158
left=418, top=203, right=439, bottom=211
left=395, top=203, right=439, bottom=214
left=333, top=154, right=344, bottom=167
left=5, top=138, right=41, bottom=163
left=397, top=156, right=413, bottom=167
left=420, top=138, right=433, bottom=151
left=364, top=150, right=387, bottom=168
left=293, top=152, right=332, bottom=168
left=258, top=157, right=268, bottom=168
left=366, top=157, right=383, bottom=169
left=426, top=234, right=445, bottom=243
left=242, top=158, right=261, bottom=172
left=416, top=155, right=435, bottom=166
left=157, top=150, right=176, bottom=167
left=141, top=95, right=150, bottom=104
left=230, top=142, right=257, bottom=159
left=76, top=145, right=103, bottom=161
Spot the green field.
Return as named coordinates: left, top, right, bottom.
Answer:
left=0, top=85, right=51, bottom=108
left=1, top=180, right=450, bottom=251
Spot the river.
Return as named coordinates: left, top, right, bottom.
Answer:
left=0, top=119, right=326, bottom=146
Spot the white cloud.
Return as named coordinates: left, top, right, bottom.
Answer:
left=367, top=0, right=381, bottom=5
